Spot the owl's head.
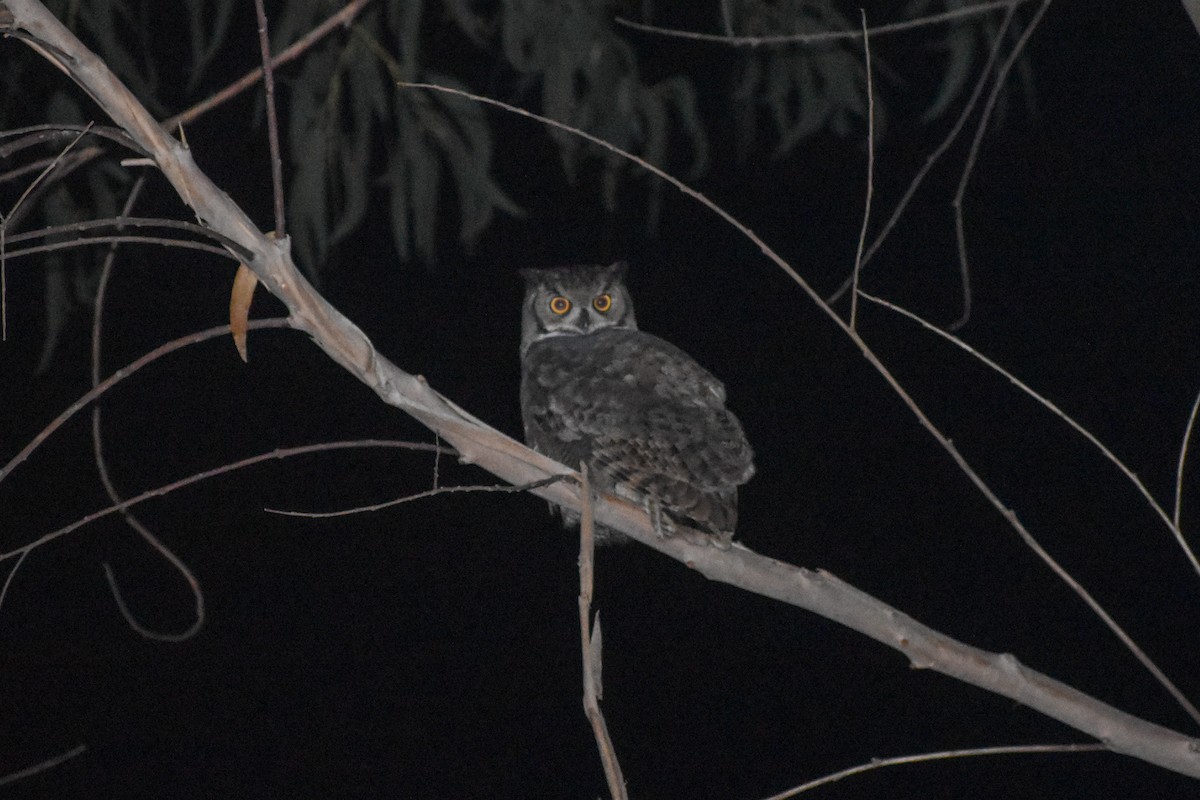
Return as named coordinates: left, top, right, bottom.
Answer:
left=519, top=262, right=638, bottom=355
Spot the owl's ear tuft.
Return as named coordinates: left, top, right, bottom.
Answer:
left=603, top=261, right=629, bottom=281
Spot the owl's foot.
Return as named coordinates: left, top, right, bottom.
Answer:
left=645, top=499, right=733, bottom=550
left=644, top=498, right=674, bottom=540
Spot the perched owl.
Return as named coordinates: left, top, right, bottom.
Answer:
left=519, top=262, right=755, bottom=547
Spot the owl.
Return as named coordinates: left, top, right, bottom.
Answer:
left=519, top=262, right=755, bottom=548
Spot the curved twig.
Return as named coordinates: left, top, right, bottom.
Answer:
left=0, top=319, right=291, bottom=484
left=2, top=441, right=448, bottom=565
left=861, top=290, right=1200, bottom=576
left=849, top=10, right=874, bottom=330
left=859, top=290, right=1200, bottom=722
left=1174, top=389, right=1200, bottom=529
left=2, top=216, right=255, bottom=258
left=263, top=476, right=560, bottom=519
left=760, top=742, right=1107, bottom=800
left=3, top=235, right=239, bottom=261
left=948, top=0, right=1052, bottom=329
left=0, top=744, right=87, bottom=788
left=829, top=2, right=1019, bottom=303
left=89, top=177, right=205, bottom=642
left=614, top=0, right=1033, bottom=47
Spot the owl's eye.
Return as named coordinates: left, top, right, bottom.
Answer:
left=549, top=296, right=572, bottom=315
left=593, top=293, right=613, bottom=313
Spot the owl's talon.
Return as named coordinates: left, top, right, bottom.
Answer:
left=645, top=498, right=674, bottom=540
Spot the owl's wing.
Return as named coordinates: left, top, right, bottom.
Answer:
left=521, top=330, right=754, bottom=514
left=609, top=330, right=730, bottom=406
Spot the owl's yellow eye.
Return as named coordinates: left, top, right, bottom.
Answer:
left=593, top=293, right=613, bottom=313
left=549, top=296, right=572, bottom=315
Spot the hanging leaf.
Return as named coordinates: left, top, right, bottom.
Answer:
left=228, top=263, right=258, bottom=363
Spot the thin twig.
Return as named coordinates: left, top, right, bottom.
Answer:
left=0, top=744, right=88, bottom=788
left=2, top=215, right=254, bottom=257
left=2, top=134, right=112, bottom=236
left=3, top=123, right=91, bottom=218
left=0, top=319, right=291, bottom=484
left=857, top=291, right=1200, bottom=575
left=1174, top=389, right=1200, bottom=529
left=718, top=0, right=734, bottom=37
left=3, top=235, right=238, bottom=262
left=264, top=475, right=562, bottom=519
left=859, top=289, right=1200, bottom=724
left=615, top=0, right=1030, bottom=47
left=0, top=124, right=143, bottom=161
left=163, top=0, right=373, bottom=130
left=90, top=176, right=206, bottom=642
left=830, top=2, right=1019, bottom=302
left=849, top=10, right=874, bottom=331
left=2, top=441, right=446, bottom=562
left=949, top=0, right=1052, bottom=329
left=253, top=0, right=286, bottom=237
left=578, top=463, right=628, bottom=800
left=0, top=146, right=103, bottom=186
left=0, top=550, right=30, bottom=617
left=758, top=743, right=1107, bottom=800
left=2, top=122, right=92, bottom=339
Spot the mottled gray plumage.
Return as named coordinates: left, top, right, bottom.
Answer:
left=519, top=262, right=755, bottom=547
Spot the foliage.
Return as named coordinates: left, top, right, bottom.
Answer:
left=1, top=0, right=1026, bottom=361
left=729, top=0, right=881, bottom=158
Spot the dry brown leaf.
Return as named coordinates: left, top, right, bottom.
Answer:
left=229, top=262, right=258, bottom=362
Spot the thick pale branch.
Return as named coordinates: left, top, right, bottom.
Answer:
left=5, top=0, right=1200, bottom=782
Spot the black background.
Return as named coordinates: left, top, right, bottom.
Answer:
left=4, top=1, right=1200, bottom=797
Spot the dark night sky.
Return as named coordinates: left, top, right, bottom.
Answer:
left=4, top=1, right=1200, bottom=798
